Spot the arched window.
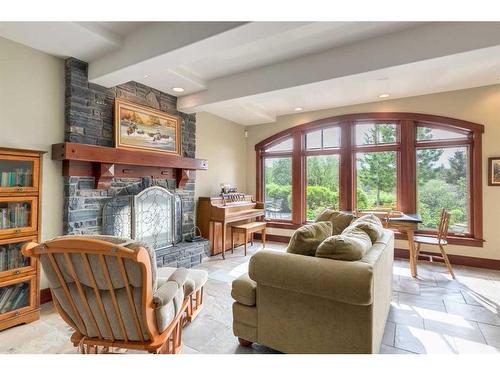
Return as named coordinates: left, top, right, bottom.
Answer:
left=255, top=113, right=484, bottom=247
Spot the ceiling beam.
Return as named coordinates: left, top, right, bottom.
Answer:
left=88, top=22, right=313, bottom=88
left=74, top=22, right=124, bottom=47
left=177, top=22, right=500, bottom=113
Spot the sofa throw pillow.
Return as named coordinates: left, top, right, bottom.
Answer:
left=314, top=209, right=355, bottom=235
left=315, top=227, right=372, bottom=261
left=349, top=214, right=384, bottom=243
left=286, top=221, right=332, bottom=256
left=314, top=208, right=336, bottom=222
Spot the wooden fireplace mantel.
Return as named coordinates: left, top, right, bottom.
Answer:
left=52, top=142, right=208, bottom=189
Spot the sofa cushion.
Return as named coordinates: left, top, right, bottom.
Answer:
left=286, top=221, right=332, bottom=256
left=232, top=273, right=257, bottom=306
left=315, top=209, right=355, bottom=235
left=316, top=227, right=372, bottom=261
left=349, top=214, right=384, bottom=243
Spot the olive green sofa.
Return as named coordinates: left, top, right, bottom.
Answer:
left=231, top=228, right=394, bottom=354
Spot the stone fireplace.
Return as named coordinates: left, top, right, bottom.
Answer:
left=62, top=58, right=208, bottom=268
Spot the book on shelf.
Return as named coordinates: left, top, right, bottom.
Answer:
left=0, top=169, right=32, bottom=188
left=0, top=283, right=29, bottom=314
left=11, top=287, right=28, bottom=311
left=0, top=202, right=30, bottom=230
left=0, top=243, right=29, bottom=272
left=0, top=286, right=15, bottom=313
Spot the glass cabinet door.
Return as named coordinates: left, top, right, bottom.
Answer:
left=0, top=155, right=39, bottom=193
left=0, top=197, right=38, bottom=236
left=0, top=276, right=35, bottom=319
left=0, top=237, right=36, bottom=277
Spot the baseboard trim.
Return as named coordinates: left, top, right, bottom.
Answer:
left=394, top=248, right=500, bottom=271
left=40, top=288, right=52, bottom=304
left=254, top=233, right=290, bottom=244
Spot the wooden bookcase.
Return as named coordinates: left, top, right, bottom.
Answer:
left=0, top=147, right=44, bottom=331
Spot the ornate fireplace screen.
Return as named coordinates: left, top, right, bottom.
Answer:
left=102, top=186, right=182, bottom=249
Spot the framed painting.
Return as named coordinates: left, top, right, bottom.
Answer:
left=114, top=99, right=181, bottom=156
left=488, top=157, right=500, bottom=186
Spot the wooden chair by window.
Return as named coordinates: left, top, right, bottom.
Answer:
left=355, top=209, right=403, bottom=229
left=266, top=198, right=283, bottom=219
left=22, top=236, right=190, bottom=354
left=414, top=209, right=455, bottom=278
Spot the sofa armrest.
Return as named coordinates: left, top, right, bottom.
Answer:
left=249, top=250, right=374, bottom=305
left=232, top=273, right=257, bottom=306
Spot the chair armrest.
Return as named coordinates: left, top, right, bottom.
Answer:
left=153, top=281, right=180, bottom=307
left=249, top=250, right=374, bottom=305
left=153, top=268, right=188, bottom=307
left=167, top=268, right=189, bottom=288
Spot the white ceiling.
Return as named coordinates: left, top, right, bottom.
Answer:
left=1, top=21, right=500, bottom=125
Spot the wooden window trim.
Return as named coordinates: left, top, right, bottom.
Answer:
left=255, top=113, right=484, bottom=246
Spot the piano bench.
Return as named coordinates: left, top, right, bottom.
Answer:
left=230, top=222, right=267, bottom=256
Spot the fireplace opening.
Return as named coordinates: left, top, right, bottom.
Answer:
left=102, top=186, right=182, bottom=251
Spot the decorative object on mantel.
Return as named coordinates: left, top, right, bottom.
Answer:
left=488, top=157, right=500, bottom=186
left=51, top=142, right=208, bottom=190
left=0, top=147, right=44, bottom=331
left=114, top=99, right=181, bottom=156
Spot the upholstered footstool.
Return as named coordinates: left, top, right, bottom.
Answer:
left=158, top=267, right=208, bottom=323
left=231, top=273, right=257, bottom=347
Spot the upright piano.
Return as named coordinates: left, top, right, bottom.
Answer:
left=197, top=195, right=264, bottom=257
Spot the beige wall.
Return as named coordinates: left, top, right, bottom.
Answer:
left=195, top=112, right=246, bottom=200
left=0, top=37, right=65, bottom=288
left=245, top=84, right=500, bottom=261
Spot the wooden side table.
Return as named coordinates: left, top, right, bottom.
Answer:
left=230, top=222, right=267, bottom=256
left=387, top=214, right=422, bottom=278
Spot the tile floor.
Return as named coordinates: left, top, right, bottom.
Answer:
left=1, top=241, right=500, bottom=354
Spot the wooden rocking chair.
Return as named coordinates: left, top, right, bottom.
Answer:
left=414, top=209, right=455, bottom=278
left=22, top=236, right=190, bottom=354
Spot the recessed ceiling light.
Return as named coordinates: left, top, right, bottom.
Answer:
left=172, top=87, right=185, bottom=93
left=294, top=107, right=303, bottom=112
left=378, top=93, right=390, bottom=99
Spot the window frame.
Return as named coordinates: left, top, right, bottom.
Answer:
left=255, top=113, right=484, bottom=246
left=262, top=154, right=294, bottom=222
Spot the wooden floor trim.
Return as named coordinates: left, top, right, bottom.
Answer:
left=394, top=248, right=500, bottom=271
left=254, top=233, right=290, bottom=244
left=40, top=288, right=52, bottom=304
